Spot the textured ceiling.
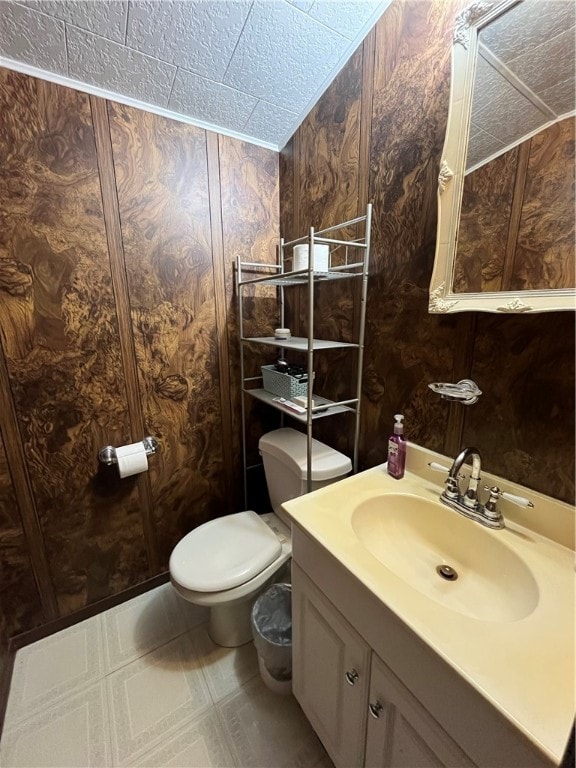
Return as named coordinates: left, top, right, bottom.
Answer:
left=467, top=0, right=575, bottom=171
left=0, top=0, right=390, bottom=150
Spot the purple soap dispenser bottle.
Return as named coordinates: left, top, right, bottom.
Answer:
left=387, top=414, right=406, bottom=479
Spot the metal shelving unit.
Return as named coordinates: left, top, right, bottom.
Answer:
left=236, top=204, right=372, bottom=504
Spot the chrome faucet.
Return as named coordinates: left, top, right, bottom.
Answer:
left=440, top=447, right=504, bottom=529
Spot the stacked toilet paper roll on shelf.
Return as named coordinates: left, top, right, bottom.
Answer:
left=116, top=441, right=149, bottom=478
left=293, top=244, right=329, bottom=272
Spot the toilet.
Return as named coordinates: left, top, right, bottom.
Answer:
left=169, top=428, right=351, bottom=647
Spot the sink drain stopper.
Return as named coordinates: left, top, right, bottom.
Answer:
left=436, top=564, right=458, bottom=581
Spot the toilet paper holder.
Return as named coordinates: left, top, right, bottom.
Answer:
left=98, top=436, right=158, bottom=466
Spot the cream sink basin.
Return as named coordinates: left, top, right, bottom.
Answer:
left=351, top=492, right=539, bottom=622
left=282, top=446, right=575, bottom=765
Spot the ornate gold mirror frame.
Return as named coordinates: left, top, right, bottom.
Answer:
left=429, top=0, right=576, bottom=314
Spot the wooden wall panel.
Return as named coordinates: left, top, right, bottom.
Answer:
left=513, top=117, right=575, bottom=291
left=288, top=46, right=366, bottom=456
left=454, top=148, right=518, bottom=293
left=362, top=0, right=464, bottom=463
left=0, top=65, right=280, bottom=647
left=0, top=430, right=43, bottom=642
left=369, top=0, right=459, bottom=292
left=108, top=103, right=229, bottom=567
left=279, top=0, right=574, bottom=503
left=0, top=323, right=57, bottom=621
left=296, top=46, right=364, bottom=232
left=0, top=63, right=281, bottom=676
left=218, top=136, right=280, bottom=481
left=456, top=117, right=575, bottom=293
left=463, top=312, right=575, bottom=504
left=206, top=133, right=234, bottom=514
left=282, top=0, right=464, bottom=462
left=0, top=71, right=148, bottom=617
left=90, top=96, right=158, bottom=574
left=279, top=139, right=295, bottom=244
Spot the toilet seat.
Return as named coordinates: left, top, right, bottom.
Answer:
left=169, top=510, right=282, bottom=592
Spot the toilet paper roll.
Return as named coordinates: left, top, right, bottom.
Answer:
left=116, top=442, right=148, bottom=478
left=293, top=244, right=329, bottom=272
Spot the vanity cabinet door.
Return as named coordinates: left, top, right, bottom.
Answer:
left=292, top=563, right=370, bottom=768
left=365, top=654, right=475, bottom=768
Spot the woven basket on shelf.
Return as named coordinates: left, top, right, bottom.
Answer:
left=261, top=365, right=314, bottom=399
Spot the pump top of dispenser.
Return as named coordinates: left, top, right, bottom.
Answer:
left=393, top=414, right=404, bottom=435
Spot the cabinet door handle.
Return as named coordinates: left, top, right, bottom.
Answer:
left=345, top=669, right=359, bottom=686
left=369, top=701, right=384, bottom=719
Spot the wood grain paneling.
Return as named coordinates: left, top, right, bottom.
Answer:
left=0, top=427, right=43, bottom=635
left=0, top=65, right=280, bottom=648
left=297, top=46, right=364, bottom=231
left=206, top=133, right=234, bottom=513
left=361, top=0, right=464, bottom=462
left=280, top=0, right=574, bottom=502
left=284, top=0, right=471, bottom=465
left=359, top=28, right=376, bottom=217
left=91, top=96, right=158, bottom=575
left=463, top=312, right=575, bottom=503
left=0, top=70, right=148, bottom=617
left=455, top=148, right=518, bottom=292
left=108, top=103, right=228, bottom=567
left=456, top=116, right=575, bottom=293
left=289, top=45, right=367, bottom=457
left=279, top=139, right=295, bottom=244
left=512, top=117, right=575, bottom=291
left=218, top=135, right=280, bottom=479
left=369, top=0, right=459, bottom=292
left=0, top=347, right=54, bottom=624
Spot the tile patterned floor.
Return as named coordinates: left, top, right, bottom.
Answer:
left=0, top=584, right=331, bottom=768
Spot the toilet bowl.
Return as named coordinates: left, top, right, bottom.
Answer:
left=169, top=428, right=351, bottom=646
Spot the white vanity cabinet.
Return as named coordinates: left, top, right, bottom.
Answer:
left=365, top=654, right=474, bottom=768
left=292, top=561, right=370, bottom=767
left=293, top=562, right=475, bottom=768
left=289, top=519, right=558, bottom=768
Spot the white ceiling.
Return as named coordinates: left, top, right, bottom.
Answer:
left=467, top=0, right=575, bottom=171
left=0, top=0, right=391, bottom=150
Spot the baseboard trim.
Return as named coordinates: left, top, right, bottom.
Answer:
left=10, top=571, right=170, bottom=652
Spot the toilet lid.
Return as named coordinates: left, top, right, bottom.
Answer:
left=169, top=510, right=282, bottom=592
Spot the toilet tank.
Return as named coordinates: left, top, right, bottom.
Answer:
left=258, top=428, right=352, bottom=517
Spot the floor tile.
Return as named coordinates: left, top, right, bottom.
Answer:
left=102, top=583, right=189, bottom=672
left=175, top=593, right=209, bottom=632
left=126, top=709, right=237, bottom=767
left=107, top=632, right=212, bottom=766
left=216, top=676, right=325, bottom=768
left=0, top=681, right=111, bottom=767
left=189, top=624, right=259, bottom=704
left=4, top=615, right=104, bottom=728
left=2, top=584, right=331, bottom=768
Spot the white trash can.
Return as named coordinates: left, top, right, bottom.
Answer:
left=251, top=583, right=292, bottom=695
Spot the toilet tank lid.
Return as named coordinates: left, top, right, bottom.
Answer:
left=259, top=428, right=352, bottom=482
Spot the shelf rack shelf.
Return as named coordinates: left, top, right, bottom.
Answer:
left=236, top=204, right=372, bottom=503
left=243, top=389, right=356, bottom=422
left=240, top=336, right=359, bottom=351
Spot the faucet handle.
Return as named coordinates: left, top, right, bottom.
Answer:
left=428, top=462, right=465, bottom=479
left=443, top=475, right=460, bottom=499
left=483, top=486, right=535, bottom=509
left=482, top=486, right=505, bottom=525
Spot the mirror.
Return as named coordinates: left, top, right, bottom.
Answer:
left=430, top=0, right=575, bottom=313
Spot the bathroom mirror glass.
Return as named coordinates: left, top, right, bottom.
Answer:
left=429, top=0, right=575, bottom=313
